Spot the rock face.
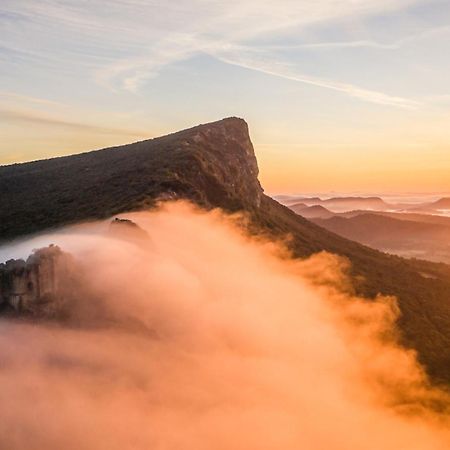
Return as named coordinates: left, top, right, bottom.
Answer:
left=109, top=217, right=150, bottom=242
left=183, top=118, right=263, bottom=208
left=0, top=245, right=71, bottom=316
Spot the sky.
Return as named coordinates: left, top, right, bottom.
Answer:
left=1, top=0, right=450, bottom=194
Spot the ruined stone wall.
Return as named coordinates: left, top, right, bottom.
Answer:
left=0, top=218, right=148, bottom=317
left=0, top=245, right=71, bottom=315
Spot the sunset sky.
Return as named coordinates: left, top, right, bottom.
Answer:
left=1, top=0, right=450, bottom=193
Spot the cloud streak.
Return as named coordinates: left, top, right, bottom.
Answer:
left=1, top=0, right=423, bottom=106
left=212, top=47, right=421, bottom=109
left=0, top=108, right=148, bottom=137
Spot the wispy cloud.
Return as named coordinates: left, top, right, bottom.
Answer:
left=0, top=90, right=151, bottom=139
left=0, top=91, right=64, bottom=107
left=279, top=23, right=450, bottom=51
left=282, top=40, right=402, bottom=50
left=0, top=108, right=148, bottom=137
left=94, top=34, right=201, bottom=92
left=211, top=46, right=421, bottom=109
left=1, top=0, right=424, bottom=107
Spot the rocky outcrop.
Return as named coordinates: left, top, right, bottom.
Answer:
left=0, top=219, right=150, bottom=318
left=109, top=217, right=150, bottom=242
left=0, top=245, right=72, bottom=316
left=180, top=118, right=263, bottom=209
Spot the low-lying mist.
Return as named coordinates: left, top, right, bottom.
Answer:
left=0, top=202, right=449, bottom=449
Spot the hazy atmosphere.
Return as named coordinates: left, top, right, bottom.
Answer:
left=2, top=0, right=450, bottom=192
left=1, top=2, right=450, bottom=449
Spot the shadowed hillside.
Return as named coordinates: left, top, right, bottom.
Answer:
left=290, top=203, right=335, bottom=219
left=1, top=117, right=450, bottom=384
left=340, top=210, right=450, bottom=225
left=314, top=214, right=450, bottom=263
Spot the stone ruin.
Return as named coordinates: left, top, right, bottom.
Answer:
left=0, top=218, right=149, bottom=318
left=0, top=245, right=72, bottom=316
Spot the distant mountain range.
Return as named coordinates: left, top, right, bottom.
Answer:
left=313, top=214, right=450, bottom=264
left=1, top=117, right=450, bottom=384
left=276, top=195, right=391, bottom=212
left=283, top=196, right=450, bottom=264
left=276, top=194, right=450, bottom=215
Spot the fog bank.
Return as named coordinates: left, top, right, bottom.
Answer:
left=0, top=202, right=448, bottom=449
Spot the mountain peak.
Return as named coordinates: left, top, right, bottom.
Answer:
left=162, top=116, right=262, bottom=206
left=0, top=117, right=263, bottom=241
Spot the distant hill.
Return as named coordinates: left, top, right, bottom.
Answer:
left=430, top=197, right=450, bottom=210
left=1, top=117, right=450, bottom=384
left=322, top=196, right=389, bottom=210
left=288, top=202, right=308, bottom=211
left=341, top=210, right=450, bottom=226
left=400, top=197, right=450, bottom=214
left=290, top=203, right=335, bottom=219
left=313, top=214, right=450, bottom=264
left=273, top=195, right=321, bottom=206
left=276, top=195, right=390, bottom=212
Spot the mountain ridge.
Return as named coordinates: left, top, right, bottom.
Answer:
left=0, top=117, right=262, bottom=241
left=1, top=117, right=450, bottom=384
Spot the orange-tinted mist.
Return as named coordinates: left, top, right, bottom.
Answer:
left=0, top=202, right=448, bottom=449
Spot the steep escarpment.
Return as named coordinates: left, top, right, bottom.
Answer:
left=0, top=117, right=262, bottom=241
left=1, top=117, right=450, bottom=384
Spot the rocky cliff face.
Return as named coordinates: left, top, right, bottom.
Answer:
left=181, top=117, right=263, bottom=208
left=0, top=245, right=72, bottom=316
